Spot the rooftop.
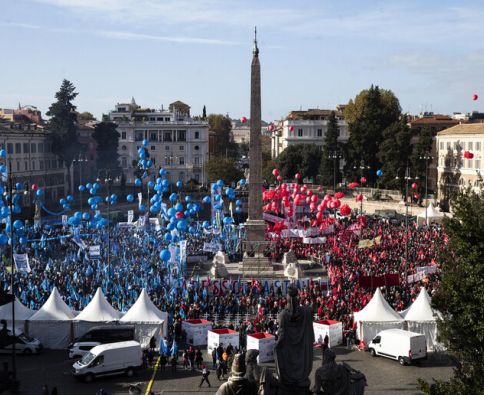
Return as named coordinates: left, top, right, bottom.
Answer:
left=437, top=123, right=484, bottom=136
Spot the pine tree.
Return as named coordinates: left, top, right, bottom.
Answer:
left=276, top=144, right=322, bottom=181
left=418, top=190, right=484, bottom=394
left=319, top=111, right=341, bottom=188
left=91, top=122, right=121, bottom=175
left=47, top=79, right=79, bottom=173
left=411, top=125, right=434, bottom=194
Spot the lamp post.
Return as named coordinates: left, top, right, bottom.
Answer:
left=73, top=153, right=88, bottom=212
left=97, top=171, right=113, bottom=298
left=396, top=164, right=418, bottom=280
left=328, top=152, right=342, bottom=193
left=419, top=153, right=433, bottom=225
left=354, top=160, right=370, bottom=216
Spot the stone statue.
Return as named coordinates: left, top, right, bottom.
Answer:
left=211, top=251, right=229, bottom=278
left=313, top=348, right=367, bottom=395
left=216, top=353, right=257, bottom=395
left=245, top=349, right=278, bottom=395
left=274, top=284, right=314, bottom=394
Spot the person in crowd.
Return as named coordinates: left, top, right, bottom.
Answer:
left=199, top=364, right=211, bottom=388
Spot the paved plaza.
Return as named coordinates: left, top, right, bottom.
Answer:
left=1, top=346, right=454, bottom=394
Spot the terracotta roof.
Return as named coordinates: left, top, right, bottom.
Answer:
left=410, top=116, right=459, bottom=125
left=437, top=123, right=484, bottom=136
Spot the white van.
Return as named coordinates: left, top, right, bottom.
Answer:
left=72, top=341, right=143, bottom=382
left=0, top=334, right=43, bottom=355
left=368, top=329, right=427, bottom=366
left=68, top=342, right=100, bottom=359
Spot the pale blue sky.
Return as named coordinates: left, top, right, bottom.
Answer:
left=1, top=0, right=483, bottom=121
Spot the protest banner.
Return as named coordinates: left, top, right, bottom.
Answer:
left=89, top=245, right=101, bottom=259
left=14, top=253, right=31, bottom=273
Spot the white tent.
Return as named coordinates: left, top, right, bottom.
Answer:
left=404, top=288, right=442, bottom=351
left=27, top=287, right=74, bottom=349
left=120, top=289, right=168, bottom=348
left=354, top=288, right=404, bottom=345
left=0, top=299, right=34, bottom=326
left=417, top=203, right=444, bottom=226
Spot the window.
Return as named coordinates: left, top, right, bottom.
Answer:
left=39, top=160, right=44, bottom=170
left=32, top=161, right=35, bottom=170
left=195, top=131, right=200, bottom=139
left=194, top=145, right=199, bottom=151
left=23, top=143, right=29, bottom=153
left=135, top=131, right=143, bottom=141
left=150, top=131, right=158, bottom=141
left=468, top=142, right=473, bottom=150
left=476, top=159, right=481, bottom=169
left=52, top=159, right=57, bottom=169
left=194, top=156, right=200, bottom=165
left=58, top=159, right=62, bottom=168
left=179, top=156, right=185, bottom=165
left=439, top=142, right=443, bottom=150
left=16, top=161, right=20, bottom=171
left=31, top=143, right=36, bottom=153
left=297, top=129, right=303, bottom=137
left=163, top=131, right=172, bottom=142
left=165, top=117, right=170, bottom=122
left=476, top=142, right=481, bottom=151
left=317, top=129, right=323, bottom=137
left=149, top=117, right=155, bottom=121
left=165, top=146, right=170, bottom=151
left=151, top=146, right=156, bottom=151
left=157, top=117, right=163, bottom=121
left=122, top=145, right=127, bottom=151
left=195, top=173, right=200, bottom=182
left=121, top=132, right=126, bottom=140
left=15, top=143, right=21, bottom=153
left=121, top=157, right=127, bottom=167
left=467, top=159, right=473, bottom=169
left=179, top=145, right=184, bottom=151
left=38, top=143, right=44, bottom=153
left=177, top=130, right=186, bottom=142
left=446, top=142, right=451, bottom=149
left=164, top=157, right=170, bottom=166
left=24, top=161, right=28, bottom=171
left=7, top=143, right=13, bottom=154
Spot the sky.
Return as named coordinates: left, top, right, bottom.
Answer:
left=1, top=0, right=483, bottom=122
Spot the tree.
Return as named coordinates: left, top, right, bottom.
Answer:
left=46, top=79, right=79, bottom=181
left=377, top=116, right=413, bottom=189
left=204, top=156, right=243, bottom=184
left=207, top=114, right=236, bottom=156
left=91, top=122, right=121, bottom=175
left=77, top=111, right=95, bottom=123
left=276, top=144, right=322, bottom=181
left=319, top=111, right=341, bottom=187
left=344, top=85, right=401, bottom=184
left=418, top=190, right=484, bottom=395
left=411, top=125, right=434, bottom=192
left=202, top=105, right=207, bottom=120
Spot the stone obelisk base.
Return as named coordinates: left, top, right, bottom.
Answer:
left=242, top=219, right=273, bottom=276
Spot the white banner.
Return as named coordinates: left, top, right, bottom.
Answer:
left=14, top=253, right=31, bottom=273
left=203, top=242, right=222, bottom=252
left=179, top=240, right=187, bottom=263
left=138, top=192, right=143, bottom=206
left=407, top=266, right=438, bottom=283
left=89, top=245, right=101, bottom=259
left=302, top=237, right=326, bottom=244
left=62, top=215, right=68, bottom=226
left=127, top=210, right=134, bottom=223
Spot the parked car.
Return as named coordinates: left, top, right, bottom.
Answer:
left=368, top=329, right=427, bottom=366
left=0, top=334, right=43, bottom=355
left=72, top=341, right=143, bottom=382
left=68, top=325, right=134, bottom=358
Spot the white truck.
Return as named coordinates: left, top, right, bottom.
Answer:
left=72, top=341, right=143, bottom=382
left=368, top=329, right=427, bottom=366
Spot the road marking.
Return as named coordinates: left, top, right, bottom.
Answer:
left=145, top=356, right=160, bottom=395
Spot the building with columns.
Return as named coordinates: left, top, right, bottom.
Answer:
left=436, top=123, right=483, bottom=208
left=108, top=99, right=209, bottom=185
left=270, top=107, right=348, bottom=158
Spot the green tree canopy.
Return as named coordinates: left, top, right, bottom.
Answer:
left=411, top=125, right=434, bottom=193
left=207, top=114, right=236, bottom=156
left=91, top=122, right=121, bottom=175
left=418, top=190, right=484, bottom=394
left=319, top=111, right=342, bottom=188
left=204, top=156, right=243, bottom=184
left=46, top=79, right=79, bottom=169
left=276, top=144, right=322, bottom=181
left=344, top=85, right=402, bottom=184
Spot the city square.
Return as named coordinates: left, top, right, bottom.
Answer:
left=0, top=1, right=483, bottom=395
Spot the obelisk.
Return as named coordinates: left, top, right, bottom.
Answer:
left=243, top=28, right=272, bottom=273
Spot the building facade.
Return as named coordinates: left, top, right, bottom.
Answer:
left=436, top=123, right=484, bottom=209
left=0, top=121, right=68, bottom=206
left=109, top=99, right=209, bottom=185
left=270, top=107, right=348, bottom=158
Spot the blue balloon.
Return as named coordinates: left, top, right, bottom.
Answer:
left=235, top=207, right=242, bottom=213
left=159, top=168, right=167, bottom=176
left=15, top=183, right=23, bottom=190
left=86, top=183, right=93, bottom=190
left=202, top=196, right=211, bottom=204
left=93, top=182, right=100, bottom=190
left=239, top=179, right=246, bottom=186
left=236, top=200, right=242, bottom=206
left=169, top=193, right=177, bottom=203
left=175, top=203, right=183, bottom=212
left=139, top=204, right=145, bottom=212
left=167, top=207, right=176, bottom=218
left=126, top=194, right=134, bottom=203
left=142, top=138, right=149, bottom=147
left=13, top=205, right=21, bottom=214
left=185, top=195, right=192, bottom=203
left=78, top=185, right=86, bottom=192
left=225, top=187, right=234, bottom=196
left=0, top=234, right=8, bottom=245
left=82, top=212, right=90, bottom=220
left=0, top=149, right=6, bottom=159
left=223, top=216, right=233, bottom=225
left=0, top=165, right=7, bottom=173
left=150, top=205, right=159, bottom=214
left=376, top=169, right=383, bottom=177
left=147, top=181, right=154, bottom=189
left=164, top=233, right=172, bottom=242
left=74, top=211, right=82, bottom=220
left=162, top=179, right=169, bottom=187
left=110, top=193, right=117, bottom=201
left=217, top=179, right=224, bottom=187
left=167, top=223, right=175, bottom=231
left=19, top=237, right=28, bottom=245
left=146, top=160, right=152, bottom=168
left=177, top=219, right=187, bottom=231
left=66, top=195, right=73, bottom=202
left=135, top=178, right=142, bottom=187
left=160, top=249, right=171, bottom=262
left=176, top=181, right=183, bottom=189
left=214, top=203, right=223, bottom=210
left=189, top=226, right=196, bottom=234
left=13, top=219, right=24, bottom=230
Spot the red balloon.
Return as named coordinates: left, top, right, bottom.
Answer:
left=356, top=193, right=364, bottom=202
left=272, top=168, right=280, bottom=177
left=289, top=125, right=295, bottom=132
left=335, top=191, right=345, bottom=199
left=240, top=116, right=247, bottom=123
left=277, top=175, right=282, bottom=181
left=175, top=211, right=184, bottom=219
left=295, top=173, right=301, bottom=180
left=268, top=123, right=275, bottom=132
left=411, top=182, right=418, bottom=190
left=311, top=194, right=318, bottom=203
left=472, top=94, right=478, bottom=101
left=360, top=177, right=367, bottom=184
left=348, top=182, right=359, bottom=189
left=332, top=199, right=341, bottom=209
left=340, top=204, right=351, bottom=216
left=31, top=183, right=38, bottom=191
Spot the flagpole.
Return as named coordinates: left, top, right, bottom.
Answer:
left=8, top=160, right=17, bottom=381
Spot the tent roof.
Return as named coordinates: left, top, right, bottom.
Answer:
left=404, top=288, right=439, bottom=321
left=418, top=203, right=444, bottom=219
left=29, top=287, right=75, bottom=321
left=0, top=298, right=34, bottom=321
left=120, top=289, right=166, bottom=323
left=354, top=288, right=403, bottom=322
left=75, top=288, right=122, bottom=322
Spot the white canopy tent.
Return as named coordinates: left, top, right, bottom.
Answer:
left=27, top=287, right=74, bottom=349
left=417, top=203, right=444, bottom=226
left=404, top=288, right=442, bottom=351
left=354, top=288, right=404, bottom=345
left=0, top=298, right=34, bottom=328
left=120, top=289, right=168, bottom=348
left=74, top=288, right=122, bottom=339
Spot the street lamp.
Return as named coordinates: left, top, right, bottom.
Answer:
left=97, top=171, right=113, bottom=298
left=354, top=161, right=371, bottom=215
left=328, top=152, right=342, bottom=193
left=73, top=153, right=88, bottom=212
left=419, top=153, right=433, bottom=225
left=396, top=165, right=418, bottom=280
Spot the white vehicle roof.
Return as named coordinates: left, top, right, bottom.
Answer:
left=90, top=340, right=140, bottom=355
left=377, top=328, right=426, bottom=338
